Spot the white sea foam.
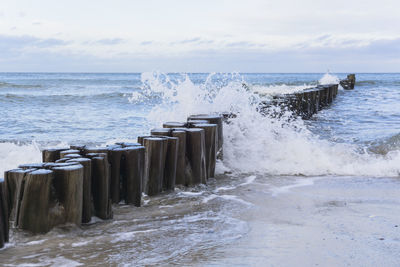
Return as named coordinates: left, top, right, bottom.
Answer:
left=270, top=177, right=319, bottom=196
left=319, top=72, right=341, bottom=87
left=253, top=84, right=310, bottom=96
left=135, top=72, right=400, bottom=177
left=111, top=229, right=157, bottom=243
left=202, top=194, right=253, bottom=206
left=0, top=142, right=42, bottom=177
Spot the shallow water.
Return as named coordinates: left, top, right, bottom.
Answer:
left=0, top=72, right=399, bottom=266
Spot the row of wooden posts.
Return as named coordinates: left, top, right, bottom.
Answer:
left=258, top=83, right=338, bottom=119
left=0, top=75, right=356, bottom=248
left=258, top=74, right=355, bottom=119
left=0, top=114, right=225, bottom=242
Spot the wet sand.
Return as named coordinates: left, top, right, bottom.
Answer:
left=0, top=175, right=399, bottom=266
left=209, top=175, right=400, bottom=266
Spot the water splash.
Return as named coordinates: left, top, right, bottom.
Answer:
left=0, top=141, right=42, bottom=177
left=133, top=72, right=400, bottom=177
left=319, top=72, right=341, bottom=85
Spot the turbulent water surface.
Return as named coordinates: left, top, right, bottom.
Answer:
left=0, top=72, right=399, bottom=266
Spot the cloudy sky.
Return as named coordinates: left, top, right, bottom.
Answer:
left=0, top=0, right=399, bottom=72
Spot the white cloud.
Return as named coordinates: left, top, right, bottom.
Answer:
left=0, top=0, right=399, bottom=71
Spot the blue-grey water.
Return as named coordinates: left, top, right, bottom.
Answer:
left=0, top=72, right=399, bottom=266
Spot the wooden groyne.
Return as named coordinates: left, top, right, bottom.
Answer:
left=1, top=115, right=224, bottom=237
left=0, top=74, right=355, bottom=248
left=258, top=74, right=356, bottom=119
left=340, top=74, right=356, bottom=90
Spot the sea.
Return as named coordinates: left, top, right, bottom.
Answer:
left=0, top=72, right=399, bottom=266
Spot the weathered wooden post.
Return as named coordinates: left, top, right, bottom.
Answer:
left=170, top=129, right=187, bottom=186
left=86, top=153, right=113, bottom=220
left=163, top=137, right=178, bottom=191
left=332, top=84, right=339, bottom=98
left=42, top=148, right=69, bottom=162
left=295, top=92, right=304, bottom=116
left=142, top=137, right=168, bottom=196
left=321, top=85, right=330, bottom=106
left=304, top=89, right=316, bottom=116
left=16, top=169, right=54, bottom=233
left=4, top=168, right=34, bottom=222
left=150, top=129, right=179, bottom=191
left=188, top=114, right=223, bottom=152
left=301, top=91, right=311, bottom=119
left=109, top=145, right=144, bottom=206
left=51, top=165, right=83, bottom=225
left=108, top=147, right=124, bottom=204
left=193, top=123, right=217, bottom=179
left=327, top=85, right=334, bottom=104
left=122, top=146, right=144, bottom=206
left=347, top=74, right=356, bottom=89
left=185, top=128, right=207, bottom=185
left=0, top=179, right=9, bottom=248
left=66, top=158, right=92, bottom=223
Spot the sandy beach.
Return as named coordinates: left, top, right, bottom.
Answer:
left=209, top=175, right=400, bottom=266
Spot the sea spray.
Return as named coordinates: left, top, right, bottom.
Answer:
left=134, top=72, right=400, bottom=177
left=0, top=142, right=41, bottom=176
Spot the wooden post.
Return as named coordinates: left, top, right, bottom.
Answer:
left=0, top=179, right=9, bottom=248
left=150, top=129, right=179, bottom=191
left=163, top=137, right=178, bottom=191
left=142, top=137, right=168, bottom=196
left=294, top=92, right=304, bottom=116
left=170, top=129, right=187, bottom=186
left=301, top=91, right=310, bottom=119
left=86, top=153, right=113, bottom=220
left=188, top=114, right=223, bottom=152
left=42, top=148, right=69, bottom=162
left=347, top=74, right=356, bottom=89
left=16, top=169, right=54, bottom=233
left=327, top=85, right=333, bottom=104
left=108, top=148, right=124, bottom=204
left=122, top=146, right=144, bottom=206
left=51, top=165, right=83, bottom=225
left=66, top=158, right=92, bottom=223
left=4, top=168, right=34, bottom=222
left=333, top=84, right=339, bottom=98
left=193, top=123, right=217, bottom=179
left=185, top=128, right=207, bottom=185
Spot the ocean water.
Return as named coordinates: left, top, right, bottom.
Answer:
left=0, top=72, right=400, bottom=266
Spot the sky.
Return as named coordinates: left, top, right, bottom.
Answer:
left=0, top=0, right=399, bottom=72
